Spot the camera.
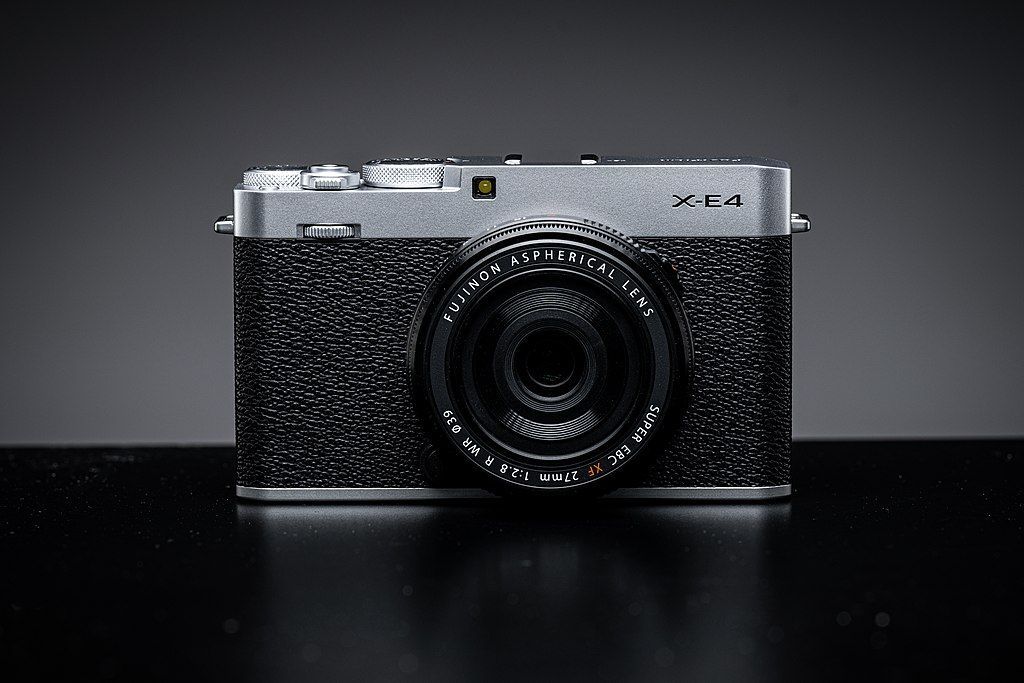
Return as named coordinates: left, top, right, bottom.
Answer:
left=216, top=156, right=809, bottom=500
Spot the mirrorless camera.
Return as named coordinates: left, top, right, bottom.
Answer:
left=215, top=155, right=809, bottom=500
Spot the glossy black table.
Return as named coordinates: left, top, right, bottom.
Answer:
left=1, top=441, right=1021, bottom=681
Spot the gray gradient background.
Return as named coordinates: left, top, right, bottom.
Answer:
left=2, top=2, right=1021, bottom=444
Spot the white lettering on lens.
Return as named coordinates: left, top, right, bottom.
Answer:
left=631, top=405, right=661, bottom=443
left=442, top=261, right=502, bottom=323
left=539, top=471, right=579, bottom=483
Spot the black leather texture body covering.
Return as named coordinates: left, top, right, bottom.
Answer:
left=234, top=235, right=791, bottom=490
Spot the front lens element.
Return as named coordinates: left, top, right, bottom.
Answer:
left=516, top=327, right=585, bottom=397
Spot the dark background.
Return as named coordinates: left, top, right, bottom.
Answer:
left=1, top=2, right=1021, bottom=444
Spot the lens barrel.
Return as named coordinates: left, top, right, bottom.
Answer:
left=410, top=219, right=691, bottom=494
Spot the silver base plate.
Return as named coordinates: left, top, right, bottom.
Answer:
left=236, top=484, right=792, bottom=502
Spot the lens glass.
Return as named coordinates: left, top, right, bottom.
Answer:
left=516, top=327, right=584, bottom=398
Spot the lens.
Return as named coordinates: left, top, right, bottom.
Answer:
left=410, top=219, right=691, bottom=494
left=516, top=327, right=583, bottom=397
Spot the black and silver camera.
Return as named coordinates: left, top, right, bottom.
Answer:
left=216, top=156, right=809, bottom=500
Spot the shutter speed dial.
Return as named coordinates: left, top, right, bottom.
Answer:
left=361, top=158, right=445, bottom=188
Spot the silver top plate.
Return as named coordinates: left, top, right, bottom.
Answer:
left=230, top=156, right=793, bottom=239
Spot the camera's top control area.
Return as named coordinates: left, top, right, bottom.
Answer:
left=237, top=156, right=794, bottom=192
left=216, top=155, right=807, bottom=239
left=241, top=159, right=447, bottom=191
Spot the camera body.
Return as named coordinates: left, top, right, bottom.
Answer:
left=217, top=156, right=807, bottom=500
